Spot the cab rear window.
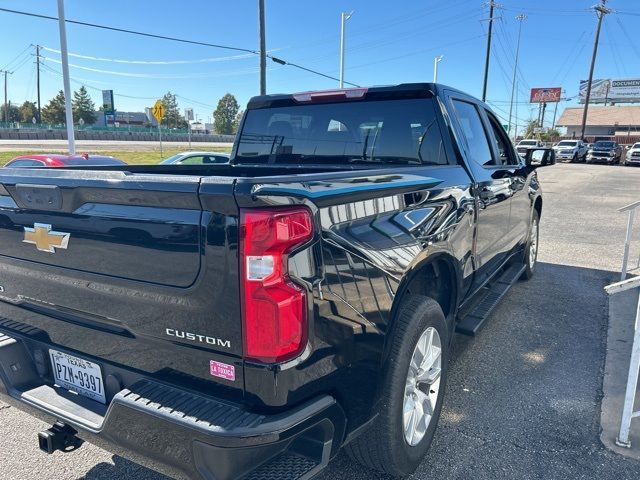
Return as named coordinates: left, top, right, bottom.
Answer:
left=236, top=98, right=450, bottom=166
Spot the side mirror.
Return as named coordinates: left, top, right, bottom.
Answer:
left=525, top=148, right=556, bottom=168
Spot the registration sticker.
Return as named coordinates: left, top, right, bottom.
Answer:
left=210, top=360, right=235, bottom=381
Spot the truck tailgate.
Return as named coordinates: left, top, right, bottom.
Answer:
left=0, top=168, right=243, bottom=399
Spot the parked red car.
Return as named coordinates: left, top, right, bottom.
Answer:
left=4, top=154, right=126, bottom=167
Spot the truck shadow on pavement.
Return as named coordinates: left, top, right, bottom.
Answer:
left=319, top=262, right=640, bottom=480
left=79, top=262, right=640, bottom=480
left=82, top=455, right=171, bottom=480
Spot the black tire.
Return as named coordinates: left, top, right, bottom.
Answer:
left=571, top=152, right=577, bottom=163
left=521, top=209, right=539, bottom=280
left=345, top=296, right=450, bottom=477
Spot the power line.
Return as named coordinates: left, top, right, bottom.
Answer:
left=616, top=17, right=640, bottom=62
left=0, top=44, right=31, bottom=71
left=40, top=46, right=255, bottom=65
left=40, top=56, right=262, bottom=79
left=0, top=6, right=359, bottom=88
left=550, top=30, right=587, bottom=84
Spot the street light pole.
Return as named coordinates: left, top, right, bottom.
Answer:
left=258, top=0, right=266, bottom=95
left=508, top=14, right=526, bottom=140
left=433, top=55, right=443, bottom=83
left=339, top=11, right=354, bottom=88
left=56, top=0, right=75, bottom=154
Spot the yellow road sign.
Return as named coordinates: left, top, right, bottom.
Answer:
left=152, top=100, right=165, bottom=122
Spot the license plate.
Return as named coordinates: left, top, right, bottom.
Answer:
left=49, top=349, right=106, bottom=404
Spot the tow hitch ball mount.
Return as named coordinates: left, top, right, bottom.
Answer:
left=38, top=421, right=83, bottom=454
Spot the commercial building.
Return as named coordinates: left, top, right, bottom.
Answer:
left=556, top=105, right=640, bottom=144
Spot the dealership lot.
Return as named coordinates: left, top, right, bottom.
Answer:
left=1, top=163, right=640, bottom=480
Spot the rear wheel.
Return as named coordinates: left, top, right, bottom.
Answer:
left=521, top=210, right=539, bottom=280
left=346, top=296, right=449, bottom=477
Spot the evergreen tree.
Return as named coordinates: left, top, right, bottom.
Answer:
left=72, top=86, right=97, bottom=125
left=0, top=103, right=20, bottom=123
left=42, top=90, right=67, bottom=125
left=213, top=93, right=239, bottom=135
left=18, top=101, right=38, bottom=123
left=161, top=91, right=187, bottom=129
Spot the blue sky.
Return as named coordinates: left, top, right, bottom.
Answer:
left=0, top=0, right=639, bottom=127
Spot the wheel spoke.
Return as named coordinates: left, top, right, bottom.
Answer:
left=417, top=365, right=441, bottom=384
left=411, top=395, right=425, bottom=444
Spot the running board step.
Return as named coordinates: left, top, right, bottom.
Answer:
left=456, top=263, right=526, bottom=336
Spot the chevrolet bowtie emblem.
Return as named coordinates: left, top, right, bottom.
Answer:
left=23, top=223, right=70, bottom=253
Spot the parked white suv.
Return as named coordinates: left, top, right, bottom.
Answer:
left=626, top=142, right=640, bottom=166
left=516, top=139, right=544, bottom=157
left=553, top=140, right=588, bottom=163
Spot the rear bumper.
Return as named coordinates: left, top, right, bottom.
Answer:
left=0, top=331, right=346, bottom=480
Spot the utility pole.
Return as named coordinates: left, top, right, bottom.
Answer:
left=551, top=90, right=564, bottom=130
left=514, top=78, right=519, bottom=141
left=580, top=0, right=610, bottom=140
left=258, top=0, right=266, bottom=95
left=481, top=0, right=496, bottom=102
left=508, top=14, right=526, bottom=140
left=57, top=0, right=75, bottom=154
left=433, top=55, right=443, bottom=83
left=339, top=11, right=354, bottom=88
left=36, top=45, right=41, bottom=122
left=540, top=102, right=547, bottom=129
left=1, top=70, right=11, bottom=123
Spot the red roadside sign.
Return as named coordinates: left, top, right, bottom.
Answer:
left=530, top=87, right=561, bottom=103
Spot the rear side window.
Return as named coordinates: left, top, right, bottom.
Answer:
left=485, top=111, right=519, bottom=166
left=236, top=98, right=449, bottom=166
left=451, top=100, right=495, bottom=167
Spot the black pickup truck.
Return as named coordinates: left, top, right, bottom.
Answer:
left=0, top=84, right=551, bottom=480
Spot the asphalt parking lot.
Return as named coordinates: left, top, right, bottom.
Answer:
left=1, top=163, right=640, bottom=480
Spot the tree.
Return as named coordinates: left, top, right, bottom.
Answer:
left=160, top=91, right=187, bottom=129
left=522, top=120, right=538, bottom=139
left=72, top=86, right=97, bottom=125
left=233, top=109, right=244, bottom=134
left=213, top=93, right=239, bottom=135
left=19, top=101, right=38, bottom=123
left=42, top=90, right=67, bottom=125
left=0, top=103, right=20, bottom=123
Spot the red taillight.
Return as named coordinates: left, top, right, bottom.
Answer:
left=240, top=207, right=313, bottom=363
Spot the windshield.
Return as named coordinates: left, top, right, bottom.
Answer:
left=557, top=141, right=577, bottom=147
left=518, top=140, right=537, bottom=146
left=633, top=143, right=640, bottom=149
left=594, top=141, right=615, bottom=148
left=235, top=98, right=449, bottom=166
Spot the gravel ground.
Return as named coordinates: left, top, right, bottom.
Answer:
left=1, top=163, right=640, bottom=480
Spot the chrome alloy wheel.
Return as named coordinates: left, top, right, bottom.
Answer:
left=529, top=219, right=539, bottom=270
left=403, top=327, right=442, bottom=447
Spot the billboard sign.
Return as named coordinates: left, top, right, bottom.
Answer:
left=102, top=90, right=115, bottom=114
left=530, top=87, right=562, bottom=103
left=579, top=78, right=640, bottom=104
left=184, top=108, right=194, bottom=121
